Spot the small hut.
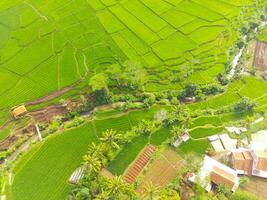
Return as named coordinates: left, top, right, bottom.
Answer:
left=12, top=105, right=27, bottom=118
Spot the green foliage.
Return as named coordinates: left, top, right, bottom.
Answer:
left=64, top=116, right=86, bottom=129
left=230, top=190, right=259, bottom=200
left=13, top=123, right=98, bottom=200
left=216, top=184, right=231, bottom=197
left=89, top=73, right=108, bottom=92
left=234, top=97, right=256, bottom=113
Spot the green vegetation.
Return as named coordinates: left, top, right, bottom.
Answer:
left=2, top=1, right=267, bottom=200
left=13, top=123, right=98, bottom=200
left=0, top=0, right=262, bottom=113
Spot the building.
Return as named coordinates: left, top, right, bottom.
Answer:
left=189, top=155, right=239, bottom=192
left=231, top=149, right=267, bottom=178
left=231, top=150, right=253, bottom=176
left=231, top=130, right=267, bottom=179
left=12, top=105, right=27, bottom=118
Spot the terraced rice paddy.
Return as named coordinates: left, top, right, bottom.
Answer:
left=0, top=0, right=261, bottom=117
left=4, top=1, right=267, bottom=200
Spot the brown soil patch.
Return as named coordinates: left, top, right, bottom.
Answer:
left=137, top=149, right=183, bottom=194
left=123, top=145, right=156, bottom=184
left=30, top=104, right=68, bottom=123
left=0, top=135, right=19, bottom=151
left=254, top=41, right=267, bottom=76
left=242, top=176, right=267, bottom=200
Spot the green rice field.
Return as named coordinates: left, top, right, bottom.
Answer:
left=3, top=0, right=267, bottom=200
left=12, top=122, right=98, bottom=200
left=0, top=0, right=260, bottom=115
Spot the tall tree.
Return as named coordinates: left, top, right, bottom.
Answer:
left=83, top=153, right=102, bottom=174
left=105, top=176, right=136, bottom=199
left=142, top=182, right=160, bottom=200
left=100, top=129, right=123, bottom=150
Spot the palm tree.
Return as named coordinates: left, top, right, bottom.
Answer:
left=170, top=126, right=184, bottom=143
left=105, top=176, right=135, bottom=199
left=83, top=153, right=102, bottom=174
left=142, top=182, right=160, bottom=200
left=94, top=191, right=110, bottom=200
left=100, top=129, right=123, bottom=150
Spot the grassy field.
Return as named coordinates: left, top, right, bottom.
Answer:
left=12, top=122, right=98, bottom=200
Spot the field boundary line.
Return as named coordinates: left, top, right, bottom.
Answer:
left=25, top=2, right=49, bottom=22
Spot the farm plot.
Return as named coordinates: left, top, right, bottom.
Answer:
left=123, top=145, right=156, bottom=184
left=12, top=122, right=98, bottom=200
left=178, top=138, right=211, bottom=155
left=253, top=41, right=267, bottom=74
left=137, top=149, right=183, bottom=194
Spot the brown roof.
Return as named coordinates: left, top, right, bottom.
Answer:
left=232, top=152, right=245, bottom=161
left=210, top=166, right=235, bottom=189
left=243, top=151, right=253, bottom=160
left=232, top=151, right=253, bottom=175
left=12, top=105, right=27, bottom=118
left=256, top=157, right=267, bottom=171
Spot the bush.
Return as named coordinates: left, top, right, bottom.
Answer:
left=233, top=97, right=255, bottom=113
left=230, top=190, right=258, bottom=200
left=47, top=119, right=61, bottom=134
left=217, top=73, right=229, bottom=86
left=202, top=84, right=224, bottom=96
left=64, top=116, right=85, bottom=129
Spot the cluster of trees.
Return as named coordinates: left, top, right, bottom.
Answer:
left=233, top=97, right=256, bottom=113
left=89, top=61, right=148, bottom=107
left=180, top=83, right=224, bottom=101
left=67, top=105, right=194, bottom=199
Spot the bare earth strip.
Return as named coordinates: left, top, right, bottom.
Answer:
left=137, top=149, right=183, bottom=194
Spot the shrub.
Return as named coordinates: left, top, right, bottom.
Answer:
left=64, top=116, right=85, bottom=129
left=233, top=97, right=255, bottom=113
left=202, top=84, right=224, bottom=96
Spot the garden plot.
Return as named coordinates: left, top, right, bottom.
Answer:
left=253, top=41, right=267, bottom=74
left=137, top=149, right=183, bottom=194
left=123, top=145, right=156, bottom=184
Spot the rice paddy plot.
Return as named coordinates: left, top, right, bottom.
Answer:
left=94, top=115, right=132, bottom=134
left=0, top=0, right=126, bottom=111
left=12, top=122, right=98, bottom=200
left=178, top=138, right=211, bottom=155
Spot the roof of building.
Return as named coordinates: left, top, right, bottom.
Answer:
left=243, top=151, right=253, bottom=160
left=12, top=105, right=27, bottom=117
left=211, top=166, right=236, bottom=189
left=232, top=152, right=245, bottom=161
left=197, top=155, right=239, bottom=192
left=232, top=151, right=253, bottom=176
left=256, top=157, right=267, bottom=172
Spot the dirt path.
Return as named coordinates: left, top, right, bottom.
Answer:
left=8, top=135, right=39, bottom=161
left=25, top=86, right=74, bottom=106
